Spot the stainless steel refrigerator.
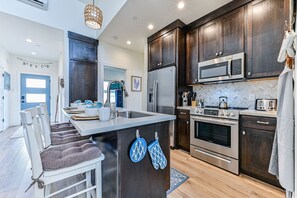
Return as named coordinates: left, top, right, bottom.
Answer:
left=147, top=66, right=176, bottom=147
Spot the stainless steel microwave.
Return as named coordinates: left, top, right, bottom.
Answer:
left=198, top=52, right=245, bottom=83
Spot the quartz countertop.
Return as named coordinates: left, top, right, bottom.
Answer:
left=63, top=109, right=176, bottom=136
left=240, top=110, right=277, bottom=118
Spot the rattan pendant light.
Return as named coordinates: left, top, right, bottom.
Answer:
left=84, top=0, right=103, bottom=30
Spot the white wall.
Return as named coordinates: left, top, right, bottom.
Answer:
left=98, top=42, right=144, bottom=111
left=0, top=0, right=127, bottom=39
left=9, top=55, right=58, bottom=126
left=0, top=45, right=10, bottom=129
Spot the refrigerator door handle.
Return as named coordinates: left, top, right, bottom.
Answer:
left=155, top=81, right=159, bottom=112
left=153, top=80, right=156, bottom=112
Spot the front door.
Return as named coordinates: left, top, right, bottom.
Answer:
left=21, top=74, right=50, bottom=115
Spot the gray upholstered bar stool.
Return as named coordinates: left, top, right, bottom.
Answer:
left=20, top=108, right=104, bottom=198
left=37, top=105, right=90, bottom=148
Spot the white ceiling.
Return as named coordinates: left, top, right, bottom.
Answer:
left=0, top=11, right=63, bottom=61
left=99, top=0, right=232, bottom=53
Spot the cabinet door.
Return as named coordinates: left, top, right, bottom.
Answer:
left=69, top=61, right=98, bottom=103
left=162, top=30, right=176, bottom=67
left=186, top=28, right=199, bottom=85
left=148, top=38, right=162, bottom=71
left=246, top=0, right=285, bottom=79
left=69, top=39, right=97, bottom=63
left=177, top=111, right=190, bottom=152
left=220, top=7, right=245, bottom=56
left=240, top=127, right=280, bottom=187
left=199, top=20, right=220, bottom=61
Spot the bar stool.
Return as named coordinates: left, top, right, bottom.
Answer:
left=37, top=105, right=90, bottom=148
left=40, top=103, right=76, bottom=133
left=20, top=108, right=104, bottom=198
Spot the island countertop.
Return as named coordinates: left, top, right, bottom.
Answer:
left=63, top=109, right=176, bottom=136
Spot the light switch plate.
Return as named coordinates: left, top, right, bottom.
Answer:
left=248, top=94, right=256, bottom=101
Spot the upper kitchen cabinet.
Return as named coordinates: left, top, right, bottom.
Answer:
left=186, top=28, right=199, bottom=85
left=246, top=0, right=286, bottom=79
left=68, top=32, right=98, bottom=103
left=148, top=20, right=186, bottom=72
left=148, top=29, right=176, bottom=71
left=199, top=7, right=245, bottom=62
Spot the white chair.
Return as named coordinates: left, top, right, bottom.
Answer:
left=37, top=105, right=90, bottom=148
left=40, top=103, right=76, bottom=132
left=20, top=108, right=104, bottom=198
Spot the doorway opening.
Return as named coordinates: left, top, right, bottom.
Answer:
left=20, top=73, right=51, bottom=114
left=103, top=66, right=126, bottom=108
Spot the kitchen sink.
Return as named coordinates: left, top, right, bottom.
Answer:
left=118, top=111, right=154, bottom=119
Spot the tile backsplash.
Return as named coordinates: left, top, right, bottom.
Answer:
left=193, top=79, right=278, bottom=109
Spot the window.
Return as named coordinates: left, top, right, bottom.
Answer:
left=26, top=94, right=46, bottom=103
left=26, top=78, right=46, bottom=88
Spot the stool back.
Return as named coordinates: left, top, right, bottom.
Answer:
left=37, top=105, right=52, bottom=147
left=20, top=110, right=44, bottom=178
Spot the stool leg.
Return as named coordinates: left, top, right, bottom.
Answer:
left=45, top=184, right=51, bottom=197
left=86, top=171, right=91, bottom=198
left=34, top=183, right=44, bottom=198
left=95, top=162, right=102, bottom=198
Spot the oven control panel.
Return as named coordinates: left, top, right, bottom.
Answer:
left=191, top=107, right=239, bottom=120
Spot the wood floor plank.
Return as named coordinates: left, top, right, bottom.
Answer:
left=168, top=149, right=285, bottom=198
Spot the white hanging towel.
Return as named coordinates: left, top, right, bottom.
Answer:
left=269, top=31, right=295, bottom=197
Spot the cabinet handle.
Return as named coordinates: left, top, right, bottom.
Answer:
left=242, top=131, right=246, bottom=135
left=257, top=121, right=270, bottom=125
left=219, top=51, right=223, bottom=55
left=195, top=79, right=198, bottom=82
left=248, top=72, right=251, bottom=76
left=180, top=112, right=187, bottom=115
left=186, top=121, right=189, bottom=124
left=215, top=53, right=219, bottom=56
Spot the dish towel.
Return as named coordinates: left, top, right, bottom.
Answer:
left=269, top=30, right=295, bottom=198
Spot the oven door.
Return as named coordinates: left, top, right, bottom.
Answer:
left=190, top=116, right=239, bottom=159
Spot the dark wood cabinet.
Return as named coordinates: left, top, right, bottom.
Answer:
left=177, top=109, right=190, bottom=152
left=68, top=32, right=98, bottom=103
left=246, top=0, right=286, bottom=79
left=199, top=7, right=245, bottom=62
left=186, top=28, right=199, bottom=85
left=240, top=115, right=281, bottom=187
left=148, top=29, right=176, bottom=71
left=199, top=20, right=220, bottom=61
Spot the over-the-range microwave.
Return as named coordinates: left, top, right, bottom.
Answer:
left=198, top=52, right=245, bottom=83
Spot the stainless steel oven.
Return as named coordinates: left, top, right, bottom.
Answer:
left=190, top=108, right=240, bottom=174
left=198, top=52, right=245, bottom=83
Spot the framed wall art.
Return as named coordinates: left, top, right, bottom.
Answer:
left=131, top=76, right=142, bottom=92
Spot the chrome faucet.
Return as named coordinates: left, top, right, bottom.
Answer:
left=104, top=80, right=129, bottom=107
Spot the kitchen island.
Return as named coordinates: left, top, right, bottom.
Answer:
left=63, top=109, right=175, bottom=198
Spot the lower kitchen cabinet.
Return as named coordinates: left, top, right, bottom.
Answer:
left=240, top=115, right=281, bottom=188
left=177, top=109, right=190, bottom=152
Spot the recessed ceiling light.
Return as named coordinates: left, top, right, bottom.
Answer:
left=126, top=40, right=131, bottom=45
left=148, top=24, right=154, bottom=30
left=26, top=38, right=32, bottom=43
left=32, top=52, right=36, bottom=55
left=178, top=1, right=185, bottom=9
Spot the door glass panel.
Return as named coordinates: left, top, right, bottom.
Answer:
left=195, top=121, right=231, bottom=147
left=26, top=79, right=46, bottom=88
left=26, top=94, right=46, bottom=103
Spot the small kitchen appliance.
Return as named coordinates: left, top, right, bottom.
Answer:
left=255, top=99, right=277, bottom=111
left=219, top=96, right=228, bottom=109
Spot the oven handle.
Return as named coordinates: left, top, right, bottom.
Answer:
left=191, top=116, right=238, bottom=126
left=194, top=148, right=231, bottom=164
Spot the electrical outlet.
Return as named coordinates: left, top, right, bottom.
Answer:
left=248, top=94, right=256, bottom=101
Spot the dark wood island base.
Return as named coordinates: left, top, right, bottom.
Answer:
left=93, top=121, right=170, bottom=198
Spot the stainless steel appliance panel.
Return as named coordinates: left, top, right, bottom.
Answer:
left=190, top=145, right=239, bottom=175
left=190, top=116, right=239, bottom=159
left=147, top=70, right=157, bottom=112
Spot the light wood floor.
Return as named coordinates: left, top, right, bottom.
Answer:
left=0, top=127, right=285, bottom=198
left=169, top=149, right=285, bottom=198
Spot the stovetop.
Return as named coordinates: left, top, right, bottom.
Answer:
left=190, top=106, right=248, bottom=120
